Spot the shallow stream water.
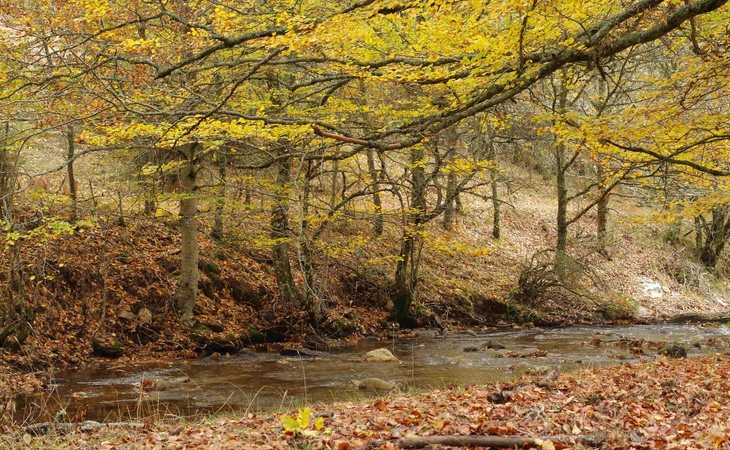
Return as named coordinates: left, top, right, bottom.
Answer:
left=18, top=324, right=730, bottom=422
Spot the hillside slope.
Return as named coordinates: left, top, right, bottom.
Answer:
left=0, top=166, right=728, bottom=378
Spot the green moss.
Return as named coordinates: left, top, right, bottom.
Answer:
left=92, top=339, right=124, bottom=358
left=243, top=327, right=266, bottom=344
left=197, top=321, right=224, bottom=333
left=328, top=318, right=357, bottom=337
left=506, top=301, right=524, bottom=322
left=600, top=296, right=638, bottom=320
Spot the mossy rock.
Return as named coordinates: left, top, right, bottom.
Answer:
left=198, top=321, right=224, bottom=333
left=348, top=377, right=396, bottom=391
left=506, top=301, right=525, bottom=322
left=239, top=326, right=288, bottom=344
left=378, top=318, right=393, bottom=328
left=600, top=296, right=638, bottom=320
left=191, top=332, right=241, bottom=355
left=191, top=322, right=209, bottom=333
left=482, top=339, right=506, bottom=350
left=660, top=343, right=688, bottom=358
left=264, top=327, right=288, bottom=343
left=328, top=318, right=357, bottom=337
left=92, top=339, right=124, bottom=358
left=242, top=327, right=266, bottom=345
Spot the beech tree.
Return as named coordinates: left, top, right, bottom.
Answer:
left=4, top=0, right=728, bottom=328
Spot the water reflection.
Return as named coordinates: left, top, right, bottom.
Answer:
left=18, top=324, right=730, bottom=422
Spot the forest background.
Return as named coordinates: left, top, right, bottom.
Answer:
left=0, top=0, right=728, bottom=387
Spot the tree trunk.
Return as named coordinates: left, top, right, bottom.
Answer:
left=393, top=146, right=426, bottom=325
left=175, top=143, right=200, bottom=326
left=394, top=234, right=415, bottom=323
left=596, top=165, right=609, bottom=255
left=0, top=122, right=14, bottom=222
left=115, top=191, right=126, bottom=226
left=244, top=183, right=252, bottom=205
left=141, top=150, right=158, bottom=216
left=0, top=149, right=11, bottom=222
left=298, top=164, right=323, bottom=325
left=696, top=206, right=730, bottom=269
left=491, top=173, right=501, bottom=240
left=442, top=170, right=457, bottom=230
left=66, top=126, right=78, bottom=221
left=442, top=131, right=460, bottom=231
left=366, top=149, right=384, bottom=236
left=551, top=71, right=574, bottom=281
left=486, top=131, right=501, bottom=239
left=143, top=190, right=156, bottom=216
left=555, top=73, right=569, bottom=259
left=329, top=159, right=339, bottom=210
left=695, top=215, right=703, bottom=252
left=271, top=153, right=301, bottom=304
left=211, top=149, right=227, bottom=241
left=595, top=74, right=609, bottom=255
left=555, top=150, right=568, bottom=255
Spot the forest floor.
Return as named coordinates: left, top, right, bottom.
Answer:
left=8, top=355, right=730, bottom=449
left=1, top=165, right=729, bottom=420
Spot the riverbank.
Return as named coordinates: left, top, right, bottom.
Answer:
left=1, top=208, right=729, bottom=427
left=8, top=355, right=730, bottom=449
left=1, top=210, right=726, bottom=369
left=2, top=174, right=729, bottom=421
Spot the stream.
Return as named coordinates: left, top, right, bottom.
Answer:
left=17, top=324, right=730, bottom=422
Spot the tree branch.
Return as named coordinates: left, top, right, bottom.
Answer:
left=602, top=138, right=730, bottom=176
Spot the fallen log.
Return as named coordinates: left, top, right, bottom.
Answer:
left=23, top=421, right=142, bottom=437
left=666, top=313, right=730, bottom=324
left=399, top=435, right=534, bottom=448
left=398, top=433, right=606, bottom=448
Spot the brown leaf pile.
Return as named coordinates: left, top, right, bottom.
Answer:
left=0, top=219, right=387, bottom=375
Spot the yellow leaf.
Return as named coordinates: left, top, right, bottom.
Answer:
left=534, top=439, right=555, bottom=450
